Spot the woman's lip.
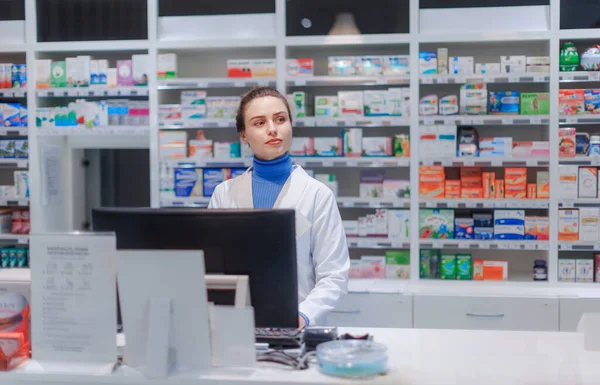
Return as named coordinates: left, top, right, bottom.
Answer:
left=266, top=139, right=282, bottom=144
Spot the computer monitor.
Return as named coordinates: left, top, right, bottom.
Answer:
left=92, top=208, right=299, bottom=328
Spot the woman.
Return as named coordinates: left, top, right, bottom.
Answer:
left=209, top=87, right=350, bottom=327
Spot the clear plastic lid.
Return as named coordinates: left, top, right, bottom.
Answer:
left=316, top=340, right=388, bottom=378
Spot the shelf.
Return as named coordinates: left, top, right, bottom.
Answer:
left=420, top=115, right=549, bottom=126
left=34, top=40, right=150, bottom=52
left=37, top=87, right=149, bottom=98
left=157, top=38, right=277, bottom=50
left=559, top=29, right=600, bottom=40
left=295, top=117, right=409, bottom=127
left=558, top=242, right=600, bottom=251
left=420, top=199, right=549, bottom=209
left=337, top=197, right=410, bottom=209
left=0, top=197, right=28, bottom=207
left=0, top=268, right=30, bottom=282
left=419, top=31, right=551, bottom=43
left=559, top=199, right=600, bottom=208
left=559, top=71, right=600, bottom=82
left=285, top=34, right=411, bottom=47
left=0, top=89, right=26, bottom=98
left=163, top=157, right=410, bottom=168
left=419, top=239, right=548, bottom=251
left=420, top=157, right=549, bottom=167
left=39, top=127, right=150, bottom=136
left=0, top=128, right=27, bottom=136
left=420, top=73, right=549, bottom=85
left=559, top=156, right=600, bottom=166
left=158, top=78, right=275, bottom=90
left=160, top=196, right=411, bottom=209
left=286, top=75, right=409, bottom=87
left=0, top=159, right=28, bottom=169
left=160, top=119, right=235, bottom=129
left=559, top=115, right=600, bottom=124
left=347, top=237, right=409, bottom=249
left=0, top=234, right=29, bottom=244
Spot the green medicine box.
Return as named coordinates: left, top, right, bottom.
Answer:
left=520, top=92, right=549, bottom=115
left=440, top=254, right=457, bottom=280
left=456, top=254, right=473, bottom=280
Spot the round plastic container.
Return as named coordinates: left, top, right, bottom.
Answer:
left=316, top=340, right=388, bottom=378
left=589, top=135, right=600, bottom=155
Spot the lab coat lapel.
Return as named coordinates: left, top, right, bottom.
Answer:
left=273, top=167, right=309, bottom=209
left=231, top=169, right=254, bottom=208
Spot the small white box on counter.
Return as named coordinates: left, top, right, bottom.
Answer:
left=558, top=259, right=575, bottom=282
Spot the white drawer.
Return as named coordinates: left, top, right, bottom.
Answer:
left=414, top=295, right=559, bottom=331
left=327, top=293, right=412, bottom=328
left=560, top=297, right=600, bottom=331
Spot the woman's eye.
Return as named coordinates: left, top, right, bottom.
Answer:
left=276, top=117, right=286, bottom=123
left=254, top=120, right=264, bottom=126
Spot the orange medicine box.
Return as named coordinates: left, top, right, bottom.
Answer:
left=527, top=184, right=537, bottom=199
left=460, top=167, right=482, bottom=178
left=419, top=166, right=445, bottom=199
left=505, top=187, right=526, bottom=199
left=505, top=168, right=527, bottom=187
left=482, top=261, right=508, bottom=281
left=445, top=180, right=461, bottom=198
left=495, top=180, right=505, bottom=198
left=461, top=187, right=483, bottom=199
left=537, top=171, right=549, bottom=199
left=473, top=259, right=484, bottom=280
left=558, top=209, right=579, bottom=241
left=483, top=172, right=495, bottom=198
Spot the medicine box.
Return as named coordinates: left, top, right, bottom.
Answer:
left=460, top=83, right=487, bottom=115
left=203, top=168, right=230, bottom=198
left=117, top=60, right=134, bottom=86
left=388, top=210, right=410, bottom=241
left=455, top=218, right=474, bottom=239
left=289, top=137, right=314, bottom=156
left=512, top=141, right=550, bottom=158
left=501, top=56, right=526, bottom=73
left=383, top=180, right=410, bottom=199
left=537, top=171, right=549, bottom=199
left=363, top=90, right=388, bottom=116
left=356, top=56, right=383, bottom=76
left=489, top=91, right=520, bottom=115
left=285, top=58, right=314, bottom=77
left=289, top=92, right=306, bottom=118
left=343, top=128, right=362, bottom=157
left=482, top=261, right=508, bottom=281
left=559, top=209, right=580, bottom=241
left=182, top=105, right=206, bottom=120
left=578, top=208, right=600, bottom=242
left=419, top=94, right=438, bottom=116
left=338, top=91, right=364, bottom=117
left=158, top=53, right=178, bottom=79
left=50, top=61, right=66, bottom=88
left=419, top=165, right=445, bottom=199
left=440, top=254, right=456, bottom=279
left=439, top=95, right=459, bottom=116
left=361, top=256, right=386, bottom=278
left=520, top=93, right=550, bottom=115
left=437, top=125, right=457, bottom=157
left=313, top=137, right=342, bottom=156
left=76, top=55, right=91, bottom=87
left=576, top=259, right=594, bottom=282
left=360, top=169, right=385, bottom=198
left=249, top=59, right=276, bottom=78
left=174, top=168, right=203, bottom=197
left=559, top=89, right=585, bottom=115
left=188, top=140, right=213, bottom=159
left=558, top=259, right=575, bottom=282
left=328, top=57, right=356, bottom=76
left=449, top=56, right=474, bottom=75
left=315, top=96, right=339, bottom=117
left=385, top=251, right=410, bottom=279
left=475, top=63, right=501, bottom=75
left=419, top=209, right=454, bottom=239
left=343, top=220, right=358, bottom=237
left=584, top=89, right=600, bottom=114
left=132, top=54, right=149, bottom=86
left=181, top=91, right=207, bottom=106
left=579, top=167, right=598, bottom=198
left=362, top=137, right=392, bottom=156
left=559, top=166, right=578, bottom=199
left=35, top=59, right=51, bottom=88
left=383, top=56, right=409, bottom=76
left=437, top=49, right=448, bottom=75
left=456, top=254, right=473, bottom=280
left=419, top=52, right=437, bottom=75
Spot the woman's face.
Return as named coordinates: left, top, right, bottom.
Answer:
left=241, top=96, right=293, bottom=161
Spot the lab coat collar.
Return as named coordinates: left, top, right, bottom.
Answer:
left=232, top=166, right=310, bottom=209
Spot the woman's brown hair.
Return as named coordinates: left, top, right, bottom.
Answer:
left=235, top=86, right=293, bottom=133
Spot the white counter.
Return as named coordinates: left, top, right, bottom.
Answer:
left=2, top=327, right=599, bottom=385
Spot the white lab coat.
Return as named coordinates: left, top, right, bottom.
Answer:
left=208, top=166, right=350, bottom=325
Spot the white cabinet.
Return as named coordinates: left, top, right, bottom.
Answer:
left=414, top=295, right=559, bottom=331
left=559, top=297, right=600, bottom=331
left=327, top=293, right=412, bottom=328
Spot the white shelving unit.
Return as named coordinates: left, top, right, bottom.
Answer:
left=9, top=0, right=597, bottom=302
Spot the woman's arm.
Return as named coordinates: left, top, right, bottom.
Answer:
left=299, top=188, right=350, bottom=325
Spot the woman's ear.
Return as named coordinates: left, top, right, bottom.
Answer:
left=239, top=132, right=247, bottom=144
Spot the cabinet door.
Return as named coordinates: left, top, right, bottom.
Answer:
left=327, top=293, right=412, bottom=328
left=560, top=297, right=600, bottom=331
left=414, top=295, right=559, bottom=331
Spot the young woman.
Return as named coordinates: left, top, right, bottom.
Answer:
left=209, top=87, right=349, bottom=327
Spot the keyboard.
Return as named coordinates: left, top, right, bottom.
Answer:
left=255, top=328, right=302, bottom=348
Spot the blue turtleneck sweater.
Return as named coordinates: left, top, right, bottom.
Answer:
left=252, top=154, right=293, bottom=209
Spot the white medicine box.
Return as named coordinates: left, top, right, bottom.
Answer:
left=579, top=167, right=598, bottom=198
left=558, top=259, right=575, bottom=282
left=578, top=208, right=600, bottom=242
left=576, top=259, right=594, bottom=282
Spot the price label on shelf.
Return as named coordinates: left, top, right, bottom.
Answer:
left=295, top=79, right=307, bottom=86
left=461, top=118, right=472, bottom=125
left=526, top=243, right=537, bottom=250
left=566, top=116, right=577, bottom=124
left=471, top=117, right=484, bottom=125
left=534, top=75, right=546, bottom=82
left=483, top=201, right=495, bottom=208
left=423, top=118, right=435, bottom=126
left=560, top=243, right=572, bottom=251
left=422, top=77, right=433, bottom=84
left=531, top=117, right=543, bottom=124
left=463, top=159, right=475, bottom=166
left=17, top=237, right=28, bottom=245
left=502, top=118, right=514, bottom=125
left=18, top=199, right=28, bottom=207
left=562, top=74, right=574, bottom=81
left=509, top=75, right=519, bottom=83
left=68, top=89, right=79, bottom=97
left=590, top=72, right=600, bottom=81
left=346, top=160, right=358, bottom=167
left=458, top=242, right=469, bottom=249
left=17, top=160, right=27, bottom=168
left=479, top=243, right=489, bottom=249
left=437, top=76, right=448, bottom=84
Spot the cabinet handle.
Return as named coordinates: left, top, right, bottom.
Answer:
left=331, top=310, right=361, bottom=314
left=466, top=313, right=505, bottom=319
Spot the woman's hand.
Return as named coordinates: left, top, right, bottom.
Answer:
left=298, top=314, right=306, bottom=330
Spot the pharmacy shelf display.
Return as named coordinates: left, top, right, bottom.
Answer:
left=9, top=0, right=600, bottom=292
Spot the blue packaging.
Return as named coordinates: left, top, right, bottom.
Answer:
left=230, top=168, right=247, bottom=179
left=419, top=52, right=437, bottom=75
left=3, top=103, right=20, bottom=127
left=203, top=168, right=230, bottom=198
left=489, top=91, right=520, bottom=115
left=576, top=133, right=590, bottom=155
left=174, top=168, right=203, bottom=197
left=494, top=225, right=525, bottom=240
left=494, top=210, right=525, bottom=226
left=0, top=139, right=15, bottom=158
left=455, top=218, right=474, bottom=239
left=474, top=227, right=494, bottom=240
left=14, top=139, right=27, bottom=159
left=20, top=106, right=27, bottom=127
left=584, top=89, right=600, bottom=114
left=473, top=214, right=493, bottom=227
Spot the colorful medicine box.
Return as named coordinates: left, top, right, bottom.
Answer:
left=488, top=91, right=520, bottom=115
left=584, top=89, right=600, bottom=114
left=520, top=92, right=550, bottom=115
left=419, top=209, right=454, bottom=239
